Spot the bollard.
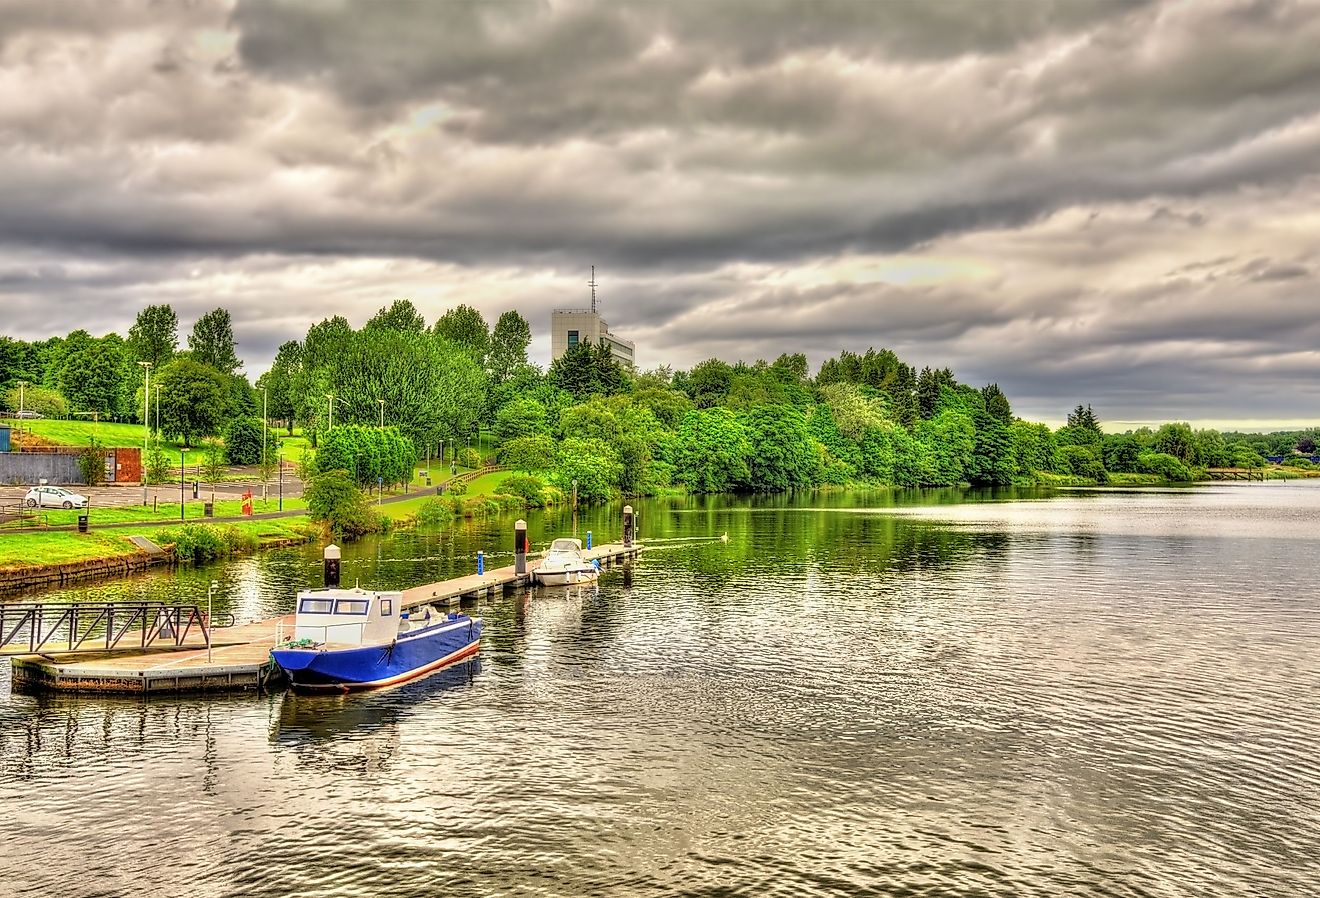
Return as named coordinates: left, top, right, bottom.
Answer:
left=623, top=505, right=634, bottom=548
left=192, top=480, right=199, bottom=499
left=514, top=519, right=527, bottom=575
left=323, top=544, right=341, bottom=588
left=586, top=530, right=592, bottom=550
left=477, top=550, right=485, bottom=576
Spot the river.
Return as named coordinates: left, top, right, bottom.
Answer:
left=2, top=483, right=1318, bottom=897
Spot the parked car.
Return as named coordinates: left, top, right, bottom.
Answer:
left=25, top=486, right=88, bottom=509
left=13, top=410, right=42, bottom=419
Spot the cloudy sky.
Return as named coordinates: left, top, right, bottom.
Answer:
left=2, top=0, right=1319, bottom=428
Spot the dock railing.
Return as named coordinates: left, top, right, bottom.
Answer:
left=0, top=602, right=236, bottom=655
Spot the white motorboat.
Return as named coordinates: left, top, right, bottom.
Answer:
left=534, top=538, right=600, bottom=586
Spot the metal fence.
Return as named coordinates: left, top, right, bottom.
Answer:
left=0, top=602, right=236, bottom=655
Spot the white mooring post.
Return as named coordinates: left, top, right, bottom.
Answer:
left=623, top=505, right=634, bottom=548
left=324, top=544, right=341, bottom=588
left=514, top=519, right=528, bottom=575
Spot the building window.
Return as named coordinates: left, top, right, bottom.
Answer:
left=567, top=330, right=579, bottom=347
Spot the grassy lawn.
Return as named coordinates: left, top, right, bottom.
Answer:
left=379, top=493, right=441, bottom=521
left=460, top=470, right=519, bottom=496
left=4, top=418, right=211, bottom=465
left=0, top=531, right=142, bottom=570
left=0, top=518, right=317, bottom=572
left=1, top=496, right=309, bottom=529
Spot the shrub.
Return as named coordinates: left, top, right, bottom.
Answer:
left=1056, top=445, right=1108, bottom=483
left=224, top=417, right=265, bottom=465
left=446, top=478, right=468, bottom=496
left=1136, top=451, right=1193, bottom=482
left=145, top=441, right=174, bottom=485
left=201, top=438, right=227, bottom=483
left=498, top=473, right=548, bottom=508
left=154, top=524, right=258, bottom=564
left=305, top=468, right=388, bottom=539
left=459, top=447, right=482, bottom=469
left=77, top=438, right=106, bottom=486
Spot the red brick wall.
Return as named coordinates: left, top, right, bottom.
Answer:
left=114, top=447, right=143, bottom=484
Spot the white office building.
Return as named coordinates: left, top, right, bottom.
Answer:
left=549, top=272, right=636, bottom=366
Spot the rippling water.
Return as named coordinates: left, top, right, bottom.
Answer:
left=3, top=483, right=1319, bottom=897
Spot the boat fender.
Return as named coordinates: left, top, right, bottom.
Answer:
left=593, top=559, right=601, bottom=570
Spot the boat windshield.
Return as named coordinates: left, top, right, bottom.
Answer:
left=549, top=538, right=581, bottom=552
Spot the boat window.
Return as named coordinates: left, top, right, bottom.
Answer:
left=380, top=598, right=393, bottom=617
left=299, top=598, right=334, bottom=614
left=334, top=599, right=370, bottom=615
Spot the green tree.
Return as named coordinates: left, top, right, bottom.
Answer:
left=1152, top=422, right=1197, bottom=465
left=305, top=469, right=385, bottom=539
left=548, top=341, right=629, bottom=401
left=917, top=407, right=976, bottom=485
left=155, top=358, right=228, bottom=445
left=257, top=340, right=303, bottom=434
left=201, top=438, right=227, bottom=486
left=127, top=304, right=178, bottom=370
left=366, top=299, right=427, bottom=334
left=741, top=405, right=819, bottom=491
left=433, top=304, right=490, bottom=361
left=2, top=384, right=67, bottom=418
left=188, top=308, right=241, bottom=375
left=549, top=438, right=622, bottom=503
left=59, top=337, right=128, bottom=418
left=488, top=310, right=532, bottom=386
left=1102, top=434, right=1142, bottom=473
left=224, top=417, right=278, bottom=466
left=1057, top=445, right=1107, bottom=482
left=681, top=358, right=734, bottom=408
left=499, top=433, right=557, bottom=472
left=493, top=396, right=548, bottom=443
left=1010, top=420, right=1057, bottom=477
left=673, top=407, right=751, bottom=493
left=916, top=367, right=957, bottom=419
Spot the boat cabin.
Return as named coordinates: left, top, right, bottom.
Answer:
left=545, top=538, right=584, bottom=559
left=292, top=587, right=407, bottom=647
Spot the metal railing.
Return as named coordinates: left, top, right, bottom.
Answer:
left=0, top=602, right=236, bottom=655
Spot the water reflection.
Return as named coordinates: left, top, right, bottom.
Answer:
left=271, top=659, right=481, bottom=774
left=2, top=484, right=1319, bottom=897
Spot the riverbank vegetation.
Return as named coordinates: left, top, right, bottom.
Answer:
left=7, top=300, right=1320, bottom=501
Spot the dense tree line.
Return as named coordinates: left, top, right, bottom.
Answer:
left=4, top=301, right=1317, bottom=497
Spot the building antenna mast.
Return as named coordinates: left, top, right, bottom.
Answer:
left=588, top=265, right=598, bottom=314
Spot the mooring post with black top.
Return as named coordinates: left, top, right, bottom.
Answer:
left=323, top=544, right=341, bottom=588
left=623, top=505, right=634, bottom=548
left=514, top=519, right=527, bottom=575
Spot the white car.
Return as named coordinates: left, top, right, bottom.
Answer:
left=25, top=486, right=89, bottom=509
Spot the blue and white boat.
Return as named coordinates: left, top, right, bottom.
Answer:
left=271, top=587, right=482, bottom=692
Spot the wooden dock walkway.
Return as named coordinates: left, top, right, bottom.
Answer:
left=1205, top=468, right=1265, bottom=481
left=9, top=541, right=641, bottom=694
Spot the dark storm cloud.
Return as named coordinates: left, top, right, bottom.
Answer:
left=1, top=0, right=1320, bottom=425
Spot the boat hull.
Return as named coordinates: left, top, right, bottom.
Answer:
left=534, top=567, right=599, bottom=586
left=272, top=617, right=482, bottom=692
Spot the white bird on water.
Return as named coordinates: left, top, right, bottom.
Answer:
left=720, top=532, right=729, bottom=543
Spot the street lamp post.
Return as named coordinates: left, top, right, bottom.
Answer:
left=378, top=398, right=385, bottom=429
left=206, top=579, right=219, bottom=663
left=179, top=447, right=186, bottom=521
left=262, top=387, right=269, bottom=501
left=137, top=361, right=152, bottom=505
left=154, top=384, right=160, bottom=436
left=326, top=393, right=334, bottom=432
left=16, top=380, right=27, bottom=420
left=278, top=449, right=284, bottom=512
